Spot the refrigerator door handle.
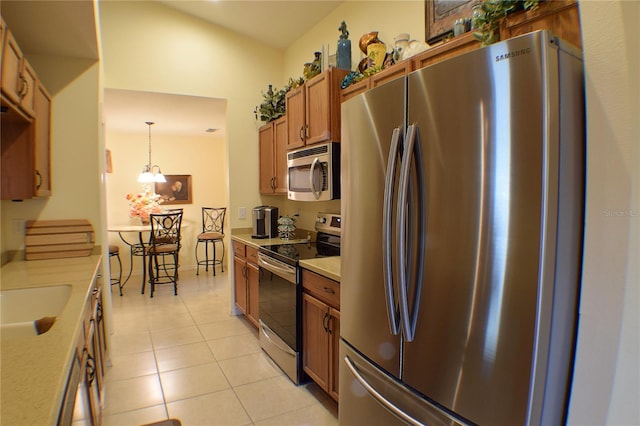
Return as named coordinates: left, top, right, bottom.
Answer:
left=383, top=127, right=402, bottom=335
left=344, top=355, right=423, bottom=426
left=397, top=124, right=425, bottom=342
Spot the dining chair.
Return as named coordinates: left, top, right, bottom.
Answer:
left=195, top=207, right=226, bottom=276
left=146, top=211, right=183, bottom=297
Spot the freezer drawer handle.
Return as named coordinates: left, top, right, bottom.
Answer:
left=382, top=127, right=402, bottom=336
left=344, top=355, right=422, bottom=426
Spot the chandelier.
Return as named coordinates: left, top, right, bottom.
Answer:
left=137, top=121, right=166, bottom=183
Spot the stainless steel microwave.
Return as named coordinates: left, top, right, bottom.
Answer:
left=287, top=142, right=340, bottom=201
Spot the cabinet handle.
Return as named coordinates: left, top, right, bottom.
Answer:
left=85, top=351, right=96, bottom=385
left=35, top=170, right=42, bottom=189
left=322, top=287, right=335, bottom=294
left=322, top=311, right=330, bottom=333
left=271, top=177, right=276, bottom=190
left=299, top=126, right=305, bottom=142
left=19, top=75, right=29, bottom=98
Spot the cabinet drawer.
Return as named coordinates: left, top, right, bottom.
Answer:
left=233, top=241, right=246, bottom=258
left=246, top=246, right=259, bottom=265
left=302, top=269, right=340, bottom=309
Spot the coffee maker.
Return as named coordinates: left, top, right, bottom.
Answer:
left=252, top=206, right=278, bottom=239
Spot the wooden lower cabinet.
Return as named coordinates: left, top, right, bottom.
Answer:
left=233, top=241, right=259, bottom=328
left=59, top=272, right=106, bottom=426
left=302, top=269, right=340, bottom=401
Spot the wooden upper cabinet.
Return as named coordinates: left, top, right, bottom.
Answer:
left=501, top=0, right=581, bottom=48
left=2, top=29, right=24, bottom=105
left=258, top=122, right=275, bottom=193
left=305, top=69, right=347, bottom=145
left=371, top=59, right=413, bottom=89
left=34, top=82, right=52, bottom=197
left=285, top=85, right=305, bottom=150
left=340, top=78, right=370, bottom=103
left=258, top=116, right=287, bottom=195
left=1, top=20, right=53, bottom=200
left=287, top=68, right=348, bottom=149
left=1, top=29, right=36, bottom=117
left=273, top=117, right=288, bottom=193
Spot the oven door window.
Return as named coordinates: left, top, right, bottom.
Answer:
left=259, top=269, right=298, bottom=350
left=288, top=162, right=328, bottom=193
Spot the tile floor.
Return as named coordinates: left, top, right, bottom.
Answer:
left=102, top=268, right=338, bottom=426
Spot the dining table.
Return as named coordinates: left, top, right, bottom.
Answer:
left=108, top=222, right=189, bottom=295
left=107, top=224, right=152, bottom=294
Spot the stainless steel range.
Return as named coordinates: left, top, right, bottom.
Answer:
left=257, top=213, right=340, bottom=384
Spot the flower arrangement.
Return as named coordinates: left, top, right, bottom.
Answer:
left=126, top=190, right=163, bottom=221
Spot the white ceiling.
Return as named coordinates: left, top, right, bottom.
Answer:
left=157, top=0, right=343, bottom=50
left=103, top=89, right=228, bottom=137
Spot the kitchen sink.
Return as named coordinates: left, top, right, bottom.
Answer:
left=0, top=285, right=72, bottom=338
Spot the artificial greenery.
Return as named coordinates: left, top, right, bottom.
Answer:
left=254, top=84, right=286, bottom=122
left=472, top=0, right=539, bottom=46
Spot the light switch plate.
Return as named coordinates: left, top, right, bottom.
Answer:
left=238, top=207, right=246, bottom=219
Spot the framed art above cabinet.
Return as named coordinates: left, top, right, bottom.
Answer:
left=425, top=0, right=475, bottom=42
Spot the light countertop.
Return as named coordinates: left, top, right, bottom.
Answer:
left=231, top=232, right=341, bottom=282
left=300, top=257, right=341, bottom=282
left=231, top=233, right=312, bottom=249
left=1, top=255, right=102, bottom=425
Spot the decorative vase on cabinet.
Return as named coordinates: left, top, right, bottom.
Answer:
left=336, top=21, right=351, bottom=71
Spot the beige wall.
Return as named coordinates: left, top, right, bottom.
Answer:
left=99, top=0, right=284, bottom=234
left=1, top=58, right=103, bottom=254
left=568, top=1, right=639, bottom=424
left=105, top=129, right=227, bottom=271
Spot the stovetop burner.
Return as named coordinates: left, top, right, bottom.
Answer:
left=258, top=213, right=341, bottom=266
left=259, top=241, right=319, bottom=266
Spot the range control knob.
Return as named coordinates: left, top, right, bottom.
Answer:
left=317, top=216, right=327, bottom=224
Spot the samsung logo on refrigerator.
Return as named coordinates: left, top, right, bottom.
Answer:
left=495, top=47, right=531, bottom=62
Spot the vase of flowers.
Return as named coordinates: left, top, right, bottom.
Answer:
left=126, top=190, right=163, bottom=224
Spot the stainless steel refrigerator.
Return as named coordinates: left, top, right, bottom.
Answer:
left=339, top=31, right=584, bottom=426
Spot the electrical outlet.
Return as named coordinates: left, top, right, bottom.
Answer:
left=239, top=207, right=246, bottom=220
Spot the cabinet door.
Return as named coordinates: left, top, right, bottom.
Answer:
left=233, top=257, right=247, bottom=314
left=258, top=122, right=275, bottom=194
left=34, top=82, right=51, bottom=197
left=286, top=86, right=305, bottom=150
left=273, top=116, right=288, bottom=194
left=247, top=261, right=260, bottom=328
left=302, top=293, right=329, bottom=390
left=328, top=308, right=340, bottom=401
left=1, top=30, right=23, bottom=105
left=305, top=72, right=333, bottom=145
left=19, top=59, right=36, bottom=117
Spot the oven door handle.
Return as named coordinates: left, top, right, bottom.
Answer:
left=260, top=321, right=297, bottom=356
left=258, top=255, right=296, bottom=282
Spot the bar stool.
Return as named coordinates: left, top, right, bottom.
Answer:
left=147, top=211, right=183, bottom=298
left=108, top=244, right=123, bottom=296
left=195, top=207, right=226, bottom=276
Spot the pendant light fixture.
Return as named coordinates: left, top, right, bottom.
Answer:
left=137, top=121, right=166, bottom=183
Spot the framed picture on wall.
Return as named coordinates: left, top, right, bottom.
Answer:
left=155, top=174, right=192, bottom=205
left=425, top=0, right=475, bottom=43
